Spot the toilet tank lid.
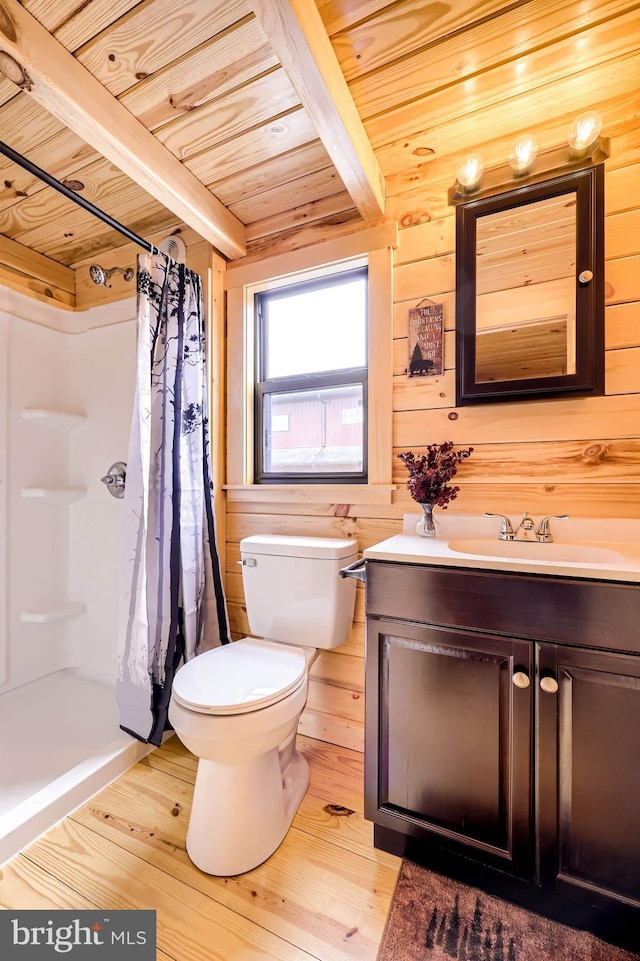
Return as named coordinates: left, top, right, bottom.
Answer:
left=240, top=534, right=358, bottom=560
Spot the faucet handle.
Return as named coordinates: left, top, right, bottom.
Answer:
left=485, top=512, right=515, bottom=541
left=519, top=511, right=535, bottom=530
left=536, top=514, right=569, bottom=542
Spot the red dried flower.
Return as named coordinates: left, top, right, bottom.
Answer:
left=397, top=441, right=473, bottom=508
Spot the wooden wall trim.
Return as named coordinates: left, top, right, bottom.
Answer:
left=226, top=285, right=253, bottom=487
left=225, top=484, right=395, bottom=505
left=0, top=234, right=75, bottom=295
left=0, top=264, right=74, bottom=310
left=200, top=246, right=227, bottom=571
left=225, top=233, right=395, bottom=490
left=368, top=245, right=394, bottom=485
left=225, top=220, right=397, bottom=288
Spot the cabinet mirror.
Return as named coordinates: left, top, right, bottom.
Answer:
left=454, top=165, right=605, bottom=405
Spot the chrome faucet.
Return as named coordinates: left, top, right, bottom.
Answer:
left=535, top=514, right=569, bottom=543
left=485, top=512, right=515, bottom=541
left=515, top=511, right=536, bottom=541
left=487, top=511, right=570, bottom=543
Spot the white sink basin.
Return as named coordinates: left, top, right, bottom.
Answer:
left=448, top=538, right=626, bottom=564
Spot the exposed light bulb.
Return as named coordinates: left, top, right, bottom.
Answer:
left=457, top=153, right=484, bottom=189
left=508, top=134, right=539, bottom=173
left=567, top=110, right=602, bottom=152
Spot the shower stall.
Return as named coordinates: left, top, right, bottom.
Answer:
left=0, top=288, right=148, bottom=866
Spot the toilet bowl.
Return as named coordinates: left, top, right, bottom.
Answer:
left=169, top=639, right=310, bottom=875
left=168, top=534, right=358, bottom=876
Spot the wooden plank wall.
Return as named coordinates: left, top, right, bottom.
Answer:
left=0, top=234, right=76, bottom=308
left=390, top=159, right=640, bottom=516
left=225, top=157, right=640, bottom=758
left=73, top=225, right=208, bottom=310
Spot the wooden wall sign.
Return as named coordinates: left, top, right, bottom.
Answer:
left=408, top=303, right=444, bottom=376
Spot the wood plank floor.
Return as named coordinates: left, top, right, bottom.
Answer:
left=0, top=735, right=400, bottom=960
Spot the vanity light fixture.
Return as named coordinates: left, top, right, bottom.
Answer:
left=449, top=112, right=608, bottom=205
left=456, top=153, right=484, bottom=190
left=508, top=134, right=539, bottom=174
left=567, top=110, right=603, bottom=153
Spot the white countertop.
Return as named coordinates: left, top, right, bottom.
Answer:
left=363, top=513, right=640, bottom=584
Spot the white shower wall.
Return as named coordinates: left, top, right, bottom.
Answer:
left=0, top=290, right=147, bottom=866
left=1, top=298, right=136, bottom=692
left=67, top=320, right=136, bottom=683
left=3, top=311, right=76, bottom=691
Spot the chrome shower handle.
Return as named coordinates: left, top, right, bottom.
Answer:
left=102, top=475, right=121, bottom=487
left=101, top=461, right=127, bottom=499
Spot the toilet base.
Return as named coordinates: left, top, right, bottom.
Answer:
left=185, top=741, right=310, bottom=876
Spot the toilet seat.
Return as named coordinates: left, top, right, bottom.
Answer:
left=171, top=637, right=307, bottom=716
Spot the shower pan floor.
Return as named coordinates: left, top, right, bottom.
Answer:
left=0, top=667, right=149, bottom=866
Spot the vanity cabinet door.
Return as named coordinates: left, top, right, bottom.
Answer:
left=366, top=617, right=533, bottom=878
left=537, top=643, right=640, bottom=913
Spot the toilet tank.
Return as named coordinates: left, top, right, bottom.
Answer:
left=239, top=535, right=358, bottom=649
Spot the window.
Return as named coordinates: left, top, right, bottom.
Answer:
left=254, top=268, right=368, bottom=483
left=225, top=223, right=395, bottom=499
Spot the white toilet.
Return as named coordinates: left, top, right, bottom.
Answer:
left=168, top=533, right=358, bottom=876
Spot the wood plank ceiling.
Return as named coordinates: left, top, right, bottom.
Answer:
left=0, top=0, right=637, bottom=276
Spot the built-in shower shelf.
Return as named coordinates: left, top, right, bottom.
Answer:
left=20, top=602, right=87, bottom=624
left=21, top=408, right=87, bottom=430
left=21, top=487, right=87, bottom=503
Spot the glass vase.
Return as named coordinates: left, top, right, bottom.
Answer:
left=415, top=502, right=437, bottom=537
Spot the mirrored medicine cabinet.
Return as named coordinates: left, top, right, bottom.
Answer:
left=452, top=161, right=605, bottom=405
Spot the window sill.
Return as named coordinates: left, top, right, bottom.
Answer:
left=224, top=484, right=395, bottom=506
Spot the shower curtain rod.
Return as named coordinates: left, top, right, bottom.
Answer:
left=0, top=139, right=158, bottom=255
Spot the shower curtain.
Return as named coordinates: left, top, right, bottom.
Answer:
left=116, top=251, right=229, bottom=746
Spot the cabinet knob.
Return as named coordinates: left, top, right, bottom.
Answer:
left=540, top=675, right=559, bottom=694
left=512, top=671, right=530, bottom=689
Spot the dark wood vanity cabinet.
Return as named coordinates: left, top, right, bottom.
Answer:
left=537, top=643, right=640, bottom=909
left=365, top=560, right=640, bottom=938
left=367, top=618, right=534, bottom=877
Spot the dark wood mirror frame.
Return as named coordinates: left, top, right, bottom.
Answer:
left=454, top=164, right=605, bottom=406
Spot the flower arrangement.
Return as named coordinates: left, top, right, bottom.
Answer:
left=397, top=441, right=473, bottom=508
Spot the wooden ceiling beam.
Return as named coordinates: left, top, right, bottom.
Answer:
left=0, top=232, right=75, bottom=293
left=0, top=0, right=246, bottom=259
left=251, top=0, right=385, bottom=220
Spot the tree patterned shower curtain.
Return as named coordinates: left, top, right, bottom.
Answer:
left=116, top=251, right=229, bottom=745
